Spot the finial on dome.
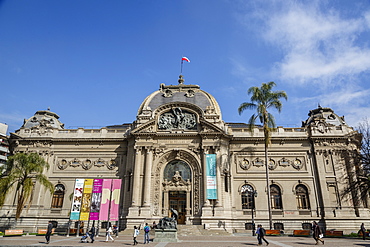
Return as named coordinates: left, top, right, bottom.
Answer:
left=178, top=75, right=184, bottom=84
left=318, top=103, right=321, bottom=108
left=47, top=107, right=51, bottom=111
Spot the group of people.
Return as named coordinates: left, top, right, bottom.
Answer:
left=133, top=222, right=152, bottom=245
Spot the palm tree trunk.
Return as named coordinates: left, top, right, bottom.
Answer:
left=265, top=143, right=272, bottom=230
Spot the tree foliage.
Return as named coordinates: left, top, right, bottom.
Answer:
left=238, top=81, right=288, bottom=144
left=0, top=152, right=54, bottom=220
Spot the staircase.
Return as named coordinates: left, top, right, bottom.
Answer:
left=177, top=225, right=232, bottom=236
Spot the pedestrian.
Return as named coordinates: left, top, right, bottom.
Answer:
left=152, top=221, right=157, bottom=229
left=89, top=225, right=96, bottom=243
left=143, top=222, right=151, bottom=244
left=113, top=224, right=118, bottom=237
left=133, top=225, right=139, bottom=245
left=312, top=221, right=324, bottom=245
left=360, top=223, right=366, bottom=240
left=105, top=223, right=114, bottom=242
left=45, top=221, right=53, bottom=244
left=256, top=224, right=269, bottom=246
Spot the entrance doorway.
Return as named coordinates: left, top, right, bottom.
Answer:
left=169, top=191, right=186, bottom=224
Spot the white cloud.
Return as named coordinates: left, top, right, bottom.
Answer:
left=247, top=1, right=370, bottom=86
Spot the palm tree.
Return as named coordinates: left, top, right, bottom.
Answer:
left=238, top=81, right=287, bottom=230
left=0, top=152, right=54, bottom=221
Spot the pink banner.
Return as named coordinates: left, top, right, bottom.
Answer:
left=89, top=179, right=103, bottom=221
left=99, top=179, right=112, bottom=221
left=109, top=179, right=122, bottom=221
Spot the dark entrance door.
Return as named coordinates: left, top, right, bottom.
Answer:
left=169, top=191, right=186, bottom=224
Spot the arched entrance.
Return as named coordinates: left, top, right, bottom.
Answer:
left=162, top=160, right=192, bottom=225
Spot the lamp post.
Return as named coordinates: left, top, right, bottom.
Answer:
left=252, top=190, right=258, bottom=236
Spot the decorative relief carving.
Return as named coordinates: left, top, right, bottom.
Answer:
left=279, top=157, right=290, bottom=167
left=57, top=159, right=68, bottom=170
left=158, top=107, right=197, bottom=130
left=107, top=159, right=117, bottom=170
left=82, top=159, right=93, bottom=170
left=253, top=157, right=264, bottom=167
left=95, top=158, right=106, bottom=167
left=163, top=171, right=190, bottom=187
left=292, top=159, right=303, bottom=170
left=268, top=159, right=277, bottom=170
left=163, top=89, right=173, bottom=97
left=239, top=158, right=251, bottom=170
left=185, top=89, right=195, bottom=97
left=153, top=150, right=200, bottom=216
left=69, top=158, right=81, bottom=167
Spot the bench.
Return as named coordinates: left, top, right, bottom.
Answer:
left=265, top=229, right=280, bottom=235
left=37, top=229, right=55, bottom=235
left=325, top=230, right=343, bottom=237
left=4, top=229, right=24, bottom=236
left=293, top=230, right=311, bottom=236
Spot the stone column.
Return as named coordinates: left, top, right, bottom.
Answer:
left=203, top=148, right=210, bottom=207
left=131, top=147, right=142, bottom=207
left=142, top=147, right=153, bottom=207
left=215, top=149, right=223, bottom=207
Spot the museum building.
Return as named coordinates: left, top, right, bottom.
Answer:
left=1, top=75, right=368, bottom=234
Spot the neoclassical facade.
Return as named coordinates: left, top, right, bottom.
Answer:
left=1, top=75, right=369, bottom=233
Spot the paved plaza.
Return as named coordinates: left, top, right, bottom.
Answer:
left=1, top=234, right=370, bottom=247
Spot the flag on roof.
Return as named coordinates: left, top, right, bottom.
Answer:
left=182, top=57, right=190, bottom=63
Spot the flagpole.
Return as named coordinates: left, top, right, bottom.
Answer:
left=180, top=59, right=183, bottom=75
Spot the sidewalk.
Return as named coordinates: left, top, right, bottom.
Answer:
left=1, top=234, right=370, bottom=247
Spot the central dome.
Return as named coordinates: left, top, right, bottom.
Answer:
left=137, top=75, right=222, bottom=120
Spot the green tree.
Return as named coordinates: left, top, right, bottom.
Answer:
left=0, top=152, right=54, bottom=221
left=238, top=81, right=287, bottom=229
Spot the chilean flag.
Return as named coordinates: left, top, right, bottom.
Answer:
left=182, top=57, right=190, bottom=63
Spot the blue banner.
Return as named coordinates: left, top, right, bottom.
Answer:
left=206, top=154, right=217, bottom=199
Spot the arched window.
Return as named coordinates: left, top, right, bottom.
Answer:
left=51, top=184, right=65, bottom=208
left=241, top=184, right=255, bottom=209
left=164, top=160, right=191, bottom=181
left=270, top=185, right=282, bottom=209
left=296, top=184, right=310, bottom=209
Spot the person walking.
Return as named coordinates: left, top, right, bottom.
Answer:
left=361, top=223, right=367, bottom=240
left=312, top=221, right=324, bottom=245
left=256, top=224, right=269, bottom=246
left=143, top=222, right=151, bottom=244
left=105, top=223, right=114, bottom=242
left=45, top=221, right=53, bottom=244
left=133, top=225, right=139, bottom=245
left=89, top=225, right=96, bottom=243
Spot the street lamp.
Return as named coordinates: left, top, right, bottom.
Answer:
left=251, top=190, right=258, bottom=236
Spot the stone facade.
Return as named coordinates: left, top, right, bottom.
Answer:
left=1, top=76, right=369, bottom=234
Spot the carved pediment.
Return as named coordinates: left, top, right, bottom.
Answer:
left=199, top=119, right=225, bottom=134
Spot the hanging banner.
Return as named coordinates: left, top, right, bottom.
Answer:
left=109, top=179, right=122, bottom=221
left=99, top=179, right=112, bottom=221
left=70, top=179, right=85, bottom=220
left=206, top=154, right=217, bottom=199
left=89, top=179, right=103, bottom=221
left=79, top=179, right=94, bottom=221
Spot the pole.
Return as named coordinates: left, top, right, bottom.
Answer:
left=252, top=191, right=256, bottom=236
left=180, top=60, right=183, bottom=74
left=265, top=144, right=272, bottom=230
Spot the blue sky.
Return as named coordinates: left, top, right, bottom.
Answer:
left=1, top=0, right=370, bottom=133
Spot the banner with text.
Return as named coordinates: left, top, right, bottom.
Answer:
left=206, top=154, right=217, bottom=199
left=89, top=179, right=103, bottom=221
left=79, top=179, right=94, bottom=221
left=70, top=179, right=85, bottom=220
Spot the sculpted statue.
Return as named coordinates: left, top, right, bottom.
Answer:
left=157, top=208, right=178, bottom=230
